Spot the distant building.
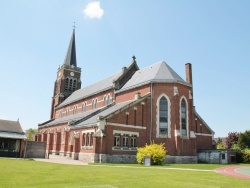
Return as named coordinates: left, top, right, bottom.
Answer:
left=214, top=137, right=226, bottom=145
left=36, top=30, right=215, bottom=163
left=0, top=119, right=26, bottom=158
left=198, top=149, right=237, bottom=164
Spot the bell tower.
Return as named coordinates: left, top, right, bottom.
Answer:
left=50, top=29, right=81, bottom=119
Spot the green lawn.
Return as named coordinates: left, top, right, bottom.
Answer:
left=0, top=158, right=249, bottom=188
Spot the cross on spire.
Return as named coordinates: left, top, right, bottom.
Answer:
left=73, top=22, right=76, bottom=30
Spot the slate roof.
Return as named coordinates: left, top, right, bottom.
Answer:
left=72, top=100, right=134, bottom=128
left=40, top=100, right=136, bottom=128
left=0, top=119, right=24, bottom=133
left=0, top=119, right=26, bottom=139
left=194, top=110, right=215, bottom=135
left=57, top=71, right=123, bottom=108
left=40, top=108, right=100, bottom=127
left=63, top=29, right=77, bottom=67
left=0, top=132, right=27, bottom=139
left=118, top=61, right=189, bottom=92
left=57, top=61, right=188, bottom=109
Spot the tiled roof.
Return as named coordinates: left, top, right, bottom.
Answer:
left=0, top=119, right=24, bottom=133
left=118, top=61, right=189, bottom=92
left=57, top=71, right=123, bottom=108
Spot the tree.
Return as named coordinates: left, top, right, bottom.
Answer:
left=225, top=132, right=239, bottom=149
left=216, top=138, right=225, bottom=149
left=237, top=130, right=250, bottom=150
left=26, top=128, right=38, bottom=141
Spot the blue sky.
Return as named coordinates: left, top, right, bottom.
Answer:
left=0, top=0, right=249, bottom=137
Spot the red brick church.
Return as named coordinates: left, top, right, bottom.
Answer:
left=36, top=30, right=215, bottom=163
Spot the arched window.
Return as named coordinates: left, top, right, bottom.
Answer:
left=95, top=99, right=98, bottom=109
left=66, top=108, right=70, bottom=116
left=69, top=79, right=73, bottom=91
left=73, top=105, right=77, bottom=114
left=159, top=96, right=168, bottom=135
left=82, top=133, right=86, bottom=146
left=59, top=110, right=62, bottom=118
left=181, top=98, right=187, bottom=136
left=107, top=95, right=110, bottom=105
left=92, top=99, right=98, bottom=109
left=89, top=133, right=93, bottom=146
left=65, top=78, right=69, bottom=91
left=73, top=79, right=77, bottom=91
left=92, top=100, right=95, bottom=109
left=82, top=102, right=86, bottom=112
left=86, top=133, right=89, bottom=146
left=103, top=95, right=107, bottom=106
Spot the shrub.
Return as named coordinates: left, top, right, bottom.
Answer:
left=136, top=142, right=167, bottom=165
left=242, top=149, right=250, bottom=163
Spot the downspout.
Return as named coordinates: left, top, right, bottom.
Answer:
left=150, top=82, right=153, bottom=143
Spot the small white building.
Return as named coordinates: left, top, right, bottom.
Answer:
left=197, top=149, right=237, bottom=164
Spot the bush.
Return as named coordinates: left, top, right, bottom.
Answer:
left=136, top=142, right=167, bottom=165
left=242, top=149, right=250, bottom=163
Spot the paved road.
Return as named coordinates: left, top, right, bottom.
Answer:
left=33, top=154, right=88, bottom=165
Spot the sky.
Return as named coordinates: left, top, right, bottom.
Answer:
left=0, top=0, right=249, bottom=137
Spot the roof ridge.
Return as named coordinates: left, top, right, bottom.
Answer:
left=82, top=71, right=122, bottom=89
left=152, top=61, right=167, bottom=80
left=139, top=60, right=165, bottom=71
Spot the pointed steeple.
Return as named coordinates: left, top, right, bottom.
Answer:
left=63, top=29, right=77, bottom=67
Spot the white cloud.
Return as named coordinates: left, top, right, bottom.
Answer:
left=83, top=1, right=104, bottom=19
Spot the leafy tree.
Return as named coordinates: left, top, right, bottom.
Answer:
left=241, top=149, right=250, bottom=163
left=137, top=142, right=167, bottom=165
left=237, top=130, right=250, bottom=150
left=225, top=132, right=239, bottom=149
left=26, top=128, right=38, bottom=141
left=216, top=138, right=225, bottom=149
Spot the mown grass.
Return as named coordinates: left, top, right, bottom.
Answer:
left=0, top=158, right=249, bottom=188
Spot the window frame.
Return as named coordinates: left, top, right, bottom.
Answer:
left=131, top=135, right=137, bottom=148
left=156, top=94, right=171, bottom=138
left=114, top=135, right=121, bottom=147
left=123, top=134, right=129, bottom=148
left=180, top=97, right=189, bottom=137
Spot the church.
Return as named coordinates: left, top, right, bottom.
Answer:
left=36, top=29, right=215, bottom=163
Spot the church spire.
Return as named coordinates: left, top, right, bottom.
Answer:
left=63, top=29, right=77, bottom=67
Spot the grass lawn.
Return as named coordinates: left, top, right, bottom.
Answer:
left=0, top=158, right=249, bottom=188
